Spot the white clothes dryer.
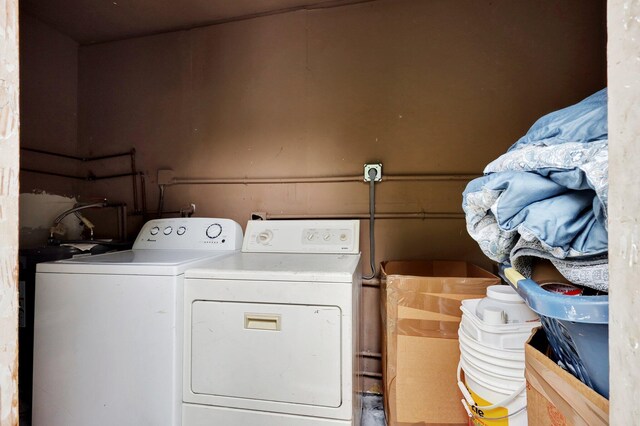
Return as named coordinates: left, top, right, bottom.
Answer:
left=182, top=220, right=362, bottom=426
left=32, top=218, right=243, bottom=426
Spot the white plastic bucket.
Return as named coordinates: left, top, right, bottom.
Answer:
left=460, top=357, right=523, bottom=391
left=459, top=345, right=524, bottom=379
left=456, top=286, right=534, bottom=425
left=458, top=328, right=525, bottom=362
left=458, top=361, right=527, bottom=426
left=458, top=336, right=524, bottom=370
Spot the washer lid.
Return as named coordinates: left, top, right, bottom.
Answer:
left=186, top=252, right=361, bottom=283
left=36, top=249, right=239, bottom=276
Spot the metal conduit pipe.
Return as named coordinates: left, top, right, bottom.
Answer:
left=171, top=176, right=362, bottom=185
left=261, top=212, right=465, bottom=220
left=167, top=173, right=479, bottom=186
left=21, top=147, right=135, bottom=162
left=384, top=174, right=479, bottom=182
left=140, top=173, right=148, bottom=221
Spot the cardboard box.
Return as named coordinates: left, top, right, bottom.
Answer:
left=525, top=328, right=609, bottom=426
left=381, top=260, right=500, bottom=426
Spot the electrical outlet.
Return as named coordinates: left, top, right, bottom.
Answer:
left=364, top=163, right=382, bottom=182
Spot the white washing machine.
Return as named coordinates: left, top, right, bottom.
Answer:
left=182, top=220, right=362, bottom=426
left=32, top=217, right=243, bottom=426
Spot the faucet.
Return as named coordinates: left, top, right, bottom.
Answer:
left=49, top=200, right=108, bottom=242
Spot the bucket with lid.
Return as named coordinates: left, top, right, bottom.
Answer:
left=457, top=285, right=539, bottom=425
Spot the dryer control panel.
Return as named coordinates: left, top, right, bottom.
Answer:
left=134, top=218, right=243, bottom=250
left=243, top=220, right=359, bottom=254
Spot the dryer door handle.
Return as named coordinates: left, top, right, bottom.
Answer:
left=244, top=313, right=281, bottom=331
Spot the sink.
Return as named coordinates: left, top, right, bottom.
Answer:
left=47, top=239, right=133, bottom=255
left=20, top=245, right=84, bottom=261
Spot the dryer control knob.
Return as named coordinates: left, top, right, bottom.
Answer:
left=206, top=223, right=223, bottom=239
left=257, top=230, right=273, bottom=244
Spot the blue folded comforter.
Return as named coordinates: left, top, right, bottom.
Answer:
left=462, top=89, right=608, bottom=266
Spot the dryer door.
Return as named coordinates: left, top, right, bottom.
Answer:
left=190, top=301, right=342, bottom=407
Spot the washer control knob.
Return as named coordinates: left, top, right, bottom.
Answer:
left=257, top=230, right=273, bottom=244
left=206, top=223, right=223, bottom=239
left=163, top=226, right=173, bottom=235
left=150, top=226, right=160, bottom=235
left=177, top=226, right=186, bottom=236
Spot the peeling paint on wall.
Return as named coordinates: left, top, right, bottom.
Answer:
left=0, top=0, right=19, bottom=424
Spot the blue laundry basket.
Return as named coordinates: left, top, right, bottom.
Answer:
left=503, top=268, right=609, bottom=398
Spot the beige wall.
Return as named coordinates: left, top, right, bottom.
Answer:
left=74, top=0, right=606, bottom=384
left=0, top=0, right=20, bottom=423
left=20, top=14, right=78, bottom=196
left=78, top=0, right=606, bottom=245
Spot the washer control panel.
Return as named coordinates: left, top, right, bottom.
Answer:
left=243, top=220, right=359, bottom=254
left=134, top=218, right=243, bottom=250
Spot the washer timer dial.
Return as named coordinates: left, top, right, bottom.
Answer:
left=206, top=223, right=223, bottom=239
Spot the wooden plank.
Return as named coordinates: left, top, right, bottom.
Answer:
left=608, top=0, right=640, bottom=423
left=0, top=0, right=20, bottom=424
